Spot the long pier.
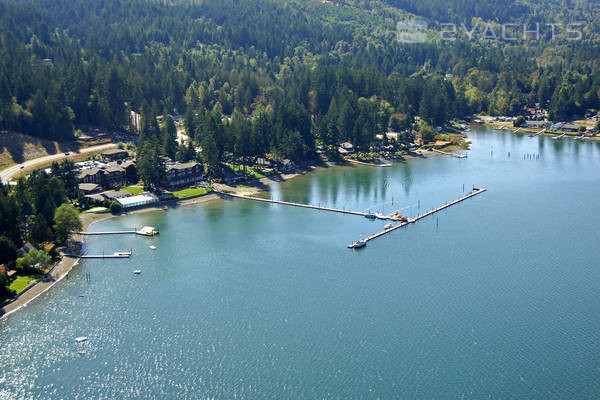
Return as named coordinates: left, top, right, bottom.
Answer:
left=216, top=191, right=369, bottom=217
left=77, top=231, right=136, bottom=235
left=64, top=251, right=132, bottom=259
left=353, top=188, right=486, bottom=247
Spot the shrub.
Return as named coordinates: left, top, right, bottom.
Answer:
left=110, top=201, right=123, bottom=213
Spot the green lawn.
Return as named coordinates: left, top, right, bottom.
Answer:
left=9, top=274, right=43, bottom=294
left=124, top=186, right=144, bottom=195
left=170, top=187, right=211, bottom=199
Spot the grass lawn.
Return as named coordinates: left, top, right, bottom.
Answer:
left=9, top=274, right=43, bottom=294
left=124, top=186, right=144, bottom=195
left=171, top=187, right=211, bottom=199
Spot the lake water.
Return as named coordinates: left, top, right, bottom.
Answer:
left=2, top=126, right=600, bottom=399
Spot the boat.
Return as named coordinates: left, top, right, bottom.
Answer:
left=136, top=226, right=159, bottom=236
left=384, top=223, right=394, bottom=230
left=364, top=213, right=376, bottom=220
left=374, top=213, right=388, bottom=220
left=75, top=337, right=88, bottom=343
left=77, top=350, right=86, bottom=355
left=149, top=245, right=157, bottom=250
left=133, top=269, right=141, bottom=274
left=348, top=239, right=367, bottom=249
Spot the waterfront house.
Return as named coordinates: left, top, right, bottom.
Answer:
left=166, top=162, right=202, bottom=188
left=524, top=120, right=550, bottom=128
left=278, top=159, right=296, bottom=173
left=255, top=157, right=275, bottom=168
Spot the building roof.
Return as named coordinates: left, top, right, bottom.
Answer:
left=103, top=190, right=132, bottom=199
left=78, top=167, right=104, bottom=179
left=78, top=183, right=101, bottom=192
left=117, top=192, right=159, bottom=208
left=166, top=162, right=199, bottom=171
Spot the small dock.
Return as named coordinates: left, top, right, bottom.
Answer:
left=77, top=226, right=159, bottom=236
left=64, top=251, right=132, bottom=259
left=513, top=127, right=522, bottom=134
left=78, top=231, right=136, bottom=235
left=553, top=132, right=567, bottom=140
left=217, top=192, right=369, bottom=217
left=352, top=188, right=486, bottom=247
left=431, top=149, right=467, bottom=158
left=529, top=128, right=546, bottom=137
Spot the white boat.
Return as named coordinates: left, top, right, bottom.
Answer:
left=374, top=213, right=388, bottom=220
left=75, top=337, right=88, bottom=343
left=384, top=223, right=394, bottom=230
left=149, top=245, right=157, bottom=250
left=348, top=239, right=367, bottom=249
left=137, top=226, right=159, bottom=236
left=133, top=269, right=141, bottom=274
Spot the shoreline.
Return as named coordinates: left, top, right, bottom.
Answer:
left=0, top=153, right=444, bottom=320
left=0, top=169, right=310, bottom=320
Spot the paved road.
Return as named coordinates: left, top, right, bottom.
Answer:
left=0, top=143, right=117, bottom=184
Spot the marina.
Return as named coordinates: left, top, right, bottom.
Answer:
left=3, top=127, right=600, bottom=399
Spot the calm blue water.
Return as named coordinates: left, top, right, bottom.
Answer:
left=2, top=127, right=600, bottom=399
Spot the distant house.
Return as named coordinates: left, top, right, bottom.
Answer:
left=0, top=264, right=17, bottom=281
left=255, top=157, right=275, bottom=168
left=101, top=149, right=129, bottom=161
left=278, top=159, right=296, bottom=173
left=524, top=120, right=550, bottom=128
left=551, top=122, right=580, bottom=132
left=338, top=142, right=355, bottom=155
left=166, top=162, right=202, bottom=188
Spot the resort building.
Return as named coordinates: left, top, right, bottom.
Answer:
left=116, top=192, right=160, bottom=209
left=165, top=162, right=202, bottom=188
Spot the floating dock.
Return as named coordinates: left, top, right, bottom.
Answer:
left=353, top=188, right=486, bottom=247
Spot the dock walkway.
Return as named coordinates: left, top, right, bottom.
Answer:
left=64, top=252, right=132, bottom=259
left=355, top=188, right=486, bottom=246
left=77, top=231, right=136, bottom=235
left=216, top=191, right=369, bottom=217
left=431, top=149, right=467, bottom=158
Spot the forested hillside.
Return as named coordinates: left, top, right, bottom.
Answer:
left=0, top=0, right=599, bottom=160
